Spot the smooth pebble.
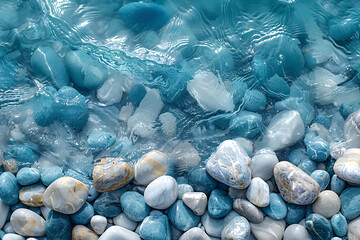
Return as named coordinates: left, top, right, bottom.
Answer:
left=182, top=192, right=208, bottom=216
left=312, top=190, right=340, bottom=218
left=134, top=151, right=168, bottom=186
left=10, top=208, right=45, bottom=237
left=144, top=176, right=178, bottom=210
left=246, top=177, right=270, bottom=207
left=91, top=215, right=107, bottom=235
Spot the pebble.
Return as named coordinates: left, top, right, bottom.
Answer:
left=305, top=136, right=330, bottom=162
left=208, top=189, right=232, bottom=218
left=331, top=213, right=348, bottom=237
left=45, top=210, right=72, bottom=240
left=93, top=189, right=125, bottom=218
left=93, top=157, right=134, bottom=192
left=334, top=148, right=360, bottom=184
left=2, top=234, right=25, bottom=240
left=144, top=175, right=178, bottom=210
left=312, top=190, right=340, bottom=218
left=72, top=225, right=98, bottom=240
left=40, top=166, right=63, bottom=186
left=188, top=166, right=217, bottom=195
left=206, top=140, right=251, bottom=189
left=138, top=215, right=171, bottom=240
left=98, top=226, right=141, bottom=240
left=246, top=177, right=270, bottom=207
left=10, top=208, right=45, bottom=237
left=310, top=170, right=330, bottom=191
left=348, top=216, right=360, bottom=240
left=16, top=168, right=40, bottom=186
left=87, top=131, right=116, bottom=152
left=91, top=215, right=107, bottom=235
left=43, top=176, right=88, bottom=214
left=250, top=216, right=286, bottom=240
left=70, top=202, right=94, bottom=225
left=233, top=198, right=264, bottom=223
left=134, top=151, right=168, bottom=186
left=3, top=159, right=18, bottom=174
left=221, top=216, right=250, bottom=240
left=331, top=174, right=346, bottom=195
left=19, top=183, right=45, bottom=207
left=178, top=184, right=194, bottom=199
left=171, top=141, right=201, bottom=175
left=274, top=161, right=320, bottom=205
left=182, top=192, right=208, bottom=216
left=4, top=222, right=14, bottom=233
left=285, top=203, right=305, bottom=224
left=250, top=149, right=278, bottom=181
left=340, top=187, right=360, bottom=220
left=262, top=193, right=287, bottom=220
left=305, top=214, right=333, bottom=240
left=179, top=227, right=211, bottom=240
left=201, top=211, right=239, bottom=238
left=168, top=200, right=200, bottom=232
left=0, top=172, right=20, bottom=205
left=283, top=224, right=311, bottom=240
left=113, top=213, right=138, bottom=231
left=120, top=191, right=150, bottom=222
left=0, top=199, right=10, bottom=229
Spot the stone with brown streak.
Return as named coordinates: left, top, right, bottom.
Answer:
left=334, top=148, right=360, bottom=184
left=19, top=184, right=45, bottom=207
left=72, top=225, right=98, bottom=240
left=10, top=208, right=45, bottom=237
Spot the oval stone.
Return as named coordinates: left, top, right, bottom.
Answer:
left=251, top=149, right=278, bottom=181
left=233, top=199, right=264, bottom=223
left=331, top=213, right=348, bottom=237
left=19, top=184, right=45, bottom=207
left=93, top=157, right=134, bottom=192
left=250, top=216, right=286, bottom=240
left=134, top=151, right=168, bottom=186
left=10, top=208, right=45, bottom=237
left=312, top=190, right=340, bottom=218
left=348, top=216, right=360, bottom=240
left=206, top=140, right=251, bottom=189
left=305, top=214, right=333, bottom=240
left=274, top=161, right=320, bottom=205
left=2, top=234, right=25, bottom=240
left=120, top=191, right=150, bottom=222
left=144, top=176, right=178, bottom=210
left=340, top=187, right=360, bottom=220
left=72, top=225, right=98, bottom=240
left=43, top=177, right=88, bottom=214
left=98, top=226, right=141, bottom=240
left=246, top=177, right=270, bottom=207
left=168, top=200, right=200, bottom=232
left=334, top=148, right=360, bottom=184
left=221, top=216, right=250, bottom=240
left=182, top=192, right=207, bottom=216
left=0, top=172, right=20, bottom=205
left=16, top=168, right=40, bottom=186
left=179, top=227, right=210, bottom=240
left=283, top=224, right=311, bottom=240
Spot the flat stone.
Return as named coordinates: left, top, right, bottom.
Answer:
left=179, top=227, right=211, bottom=240
left=43, top=177, right=88, bottom=214
left=334, top=148, right=360, bottom=184
left=98, top=226, right=141, bottom=240
left=233, top=199, right=264, bottom=223
left=283, top=224, right=311, bottom=240
left=134, top=151, right=168, bottom=186
left=168, top=200, right=200, bottom=232
left=331, top=213, right=348, bottom=237
left=91, top=215, right=107, bottom=235
left=246, top=177, right=270, bottom=207
left=113, top=213, right=138, bottom=231
left=182, top=192, right=208, bottom=216
left=72, top=225, right=98, bottom=240
left=206, top=140, right=251, bottom=189
left=221, top=216, right=250, bottom=240
left=144, top=176, right=178, bottom=210
left=274, top=161, right=320, bottom=205
left=10, top=208, right=45, bottom=237
left=93, top=157, right=134, bottom=192
left=250, top=216, right=286, bottom=240
left=340, top=187, right=360, bottom=220
left=312, top=190, right=340, bottom=218
left=251, top=149, right=278, bottom=181
left=19, top=183, right=45, bottom=207
left=348, top=216, right=360, bottom=240
left=2, top=234, right=25, bottom=240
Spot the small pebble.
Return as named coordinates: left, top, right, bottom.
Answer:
left=283, top=224, right=311, bottom=240
left=262, top=193, right=287, bottom=220
left=113, top=213, right=138, bottom=231
left=19, top=184, right=45, bottom=207
left=72, top=225, right=98, bottom=240
left=179, top=227, right=211, bottom=240
left=251, top=149, right=278, bottom=181
left=40, top=166, right=63, bottom=186
left=233, top=199, right=264, bottom=224
left=182, top=192, right=208, bottom=216
left=246, top=177, right=270, bottom=207
left=3, top=159, right=18, bottom=174
left=120, top=191, right=150, bottom=222
left=208, top=189, right=232, bottom=218
left=168, top=200, right=200, bottom=232
left=91, top=215, right=107, bottom=235
left=134, top=151, right=168, bottom=186
left=144, top=175, right=178, bottom=210
left=138, top=215, right=171, bottom=240
left=43, top=177, right=88, bottom=214
left=330, top=174, right=346, bottom=195
left=98, top=226, right=141, bottom=240
left=70, top=202, right=94, bottom=225
left=305, top=214, right=333, bottom=240
left=331, top=213, right=348, bottom=237
left=0, top=172, right=20, bottom=205
left=310, top=170, right=330, bottom=191
left=312, top=190, right=340, bottom=218
left=10, top=208, right=45, bottom=237
left=16, top=168, right=40, bottom=186
left=250, top=216, right=286, bottom=240
left=221, top=216, right=250, bottom=240
left=334, top=148, right=360, bottom=184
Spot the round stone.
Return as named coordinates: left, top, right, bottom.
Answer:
left=312, top=190, right=340, bottom=218
left=120, top=191, right=150, bottom=222
left=274, top=161, right=320, bottom=205
left=283, top=224, right=311, bottom=240
left=206, top=140, right=251, bottom=189
left=182, top=192, right=207, bottom=216
left=349, top=216, right=360, bottom=240
left=251, top=149, right=278, bottom=181
left=10, top=208, right=45, bottom=237
left=233, top=198, right=264, bottom=223
left=144, top=175, right=178, bottom=210
left=16, top=168, right=40, bottom=186
left=0, top=172, right=20, bottom=205
left=91, top=215, right=107, bottom=235
left=98, top=226, right=141, bottom=240
left=19, top=184, right=45, bottom=207
left=246, top=177, right=270, bottom=207
left=43, top=177, right=88, bottom=214
left=72, top=225, right=98, bottom=240
left=334, top=148, right=360, bottom=184
left=93, top=157, right=134, bottom=192
left=134, top=151, right=168, bottom=186
left=221, top=216, right=250, bottom=240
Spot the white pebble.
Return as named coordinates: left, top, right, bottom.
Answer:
left=10, top=208, right=45, bottom=237
left=91, top=215, right=107, bottom=235
left=2, top=234, right=25, bottom=240
left=113, top=213, right=138, bottom=231
left=99, top=226, right=140, bottom=240
left=246, top=177, right=270, bottom=207
left=0, top=199, right=10, bottom=229
left=182, top=192, right=208, bottom=216
left=144, top=176, right=178, bottom=210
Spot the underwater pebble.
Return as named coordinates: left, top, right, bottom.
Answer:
left=233, top=198, right=264, bottom=224
left=72, top=225, right=98, bottom=240
left=274, top=161, right=320, bottom=205
left=2, top=234, right=25, bottom=240
left=113, top=213, right=138, bottom=231
left=134, top=150, right=168, bottom=186
left=19, top=183, right=45, bottom=207
left=10, top=208, right=45, bottom=237
left=40, top=166, right=63, bottom=186
left=93, top=157, right=134, bottom=192
left=98, top=226, right=140, bottom=240
left=206, top=140, right=251, bottom=189
left=91, top=215, right=107, bottom=235
left=334, top=148, right=360, bottom=184
left=251, top=149, right=278, bottom=181
left=182, top=192, right=208, bottom=216
left=312, top=190, right=340, bottom=218
left=144, top=175, right=178, bottom=210
left=179, top=227, right=210, bottom=240
left=16, top=168, right=40, bottom=186
left=221, top=216, right=250, bottom=240
left=246, top=177, right=270, bottom=207
left=283, top=224, right=311, bottom=240
left=43, top=176, right=88, bottom=214
left=0, top=172, right=20, bottom=205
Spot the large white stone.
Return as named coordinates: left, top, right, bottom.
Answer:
left=182, top=192, right=208, bottom=216
left=134, top=151, right=168, bottom=186
left=334, top=148, right=360, bottom=184
left=144, top=176, right=178, bottom=210
left=99, top=226, right=141, bottom=240
left=250, top=216, right=286, bottom=240
left=2, top=234, right=25, bottom=240
left=10, top=208, right=45, bottom=237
